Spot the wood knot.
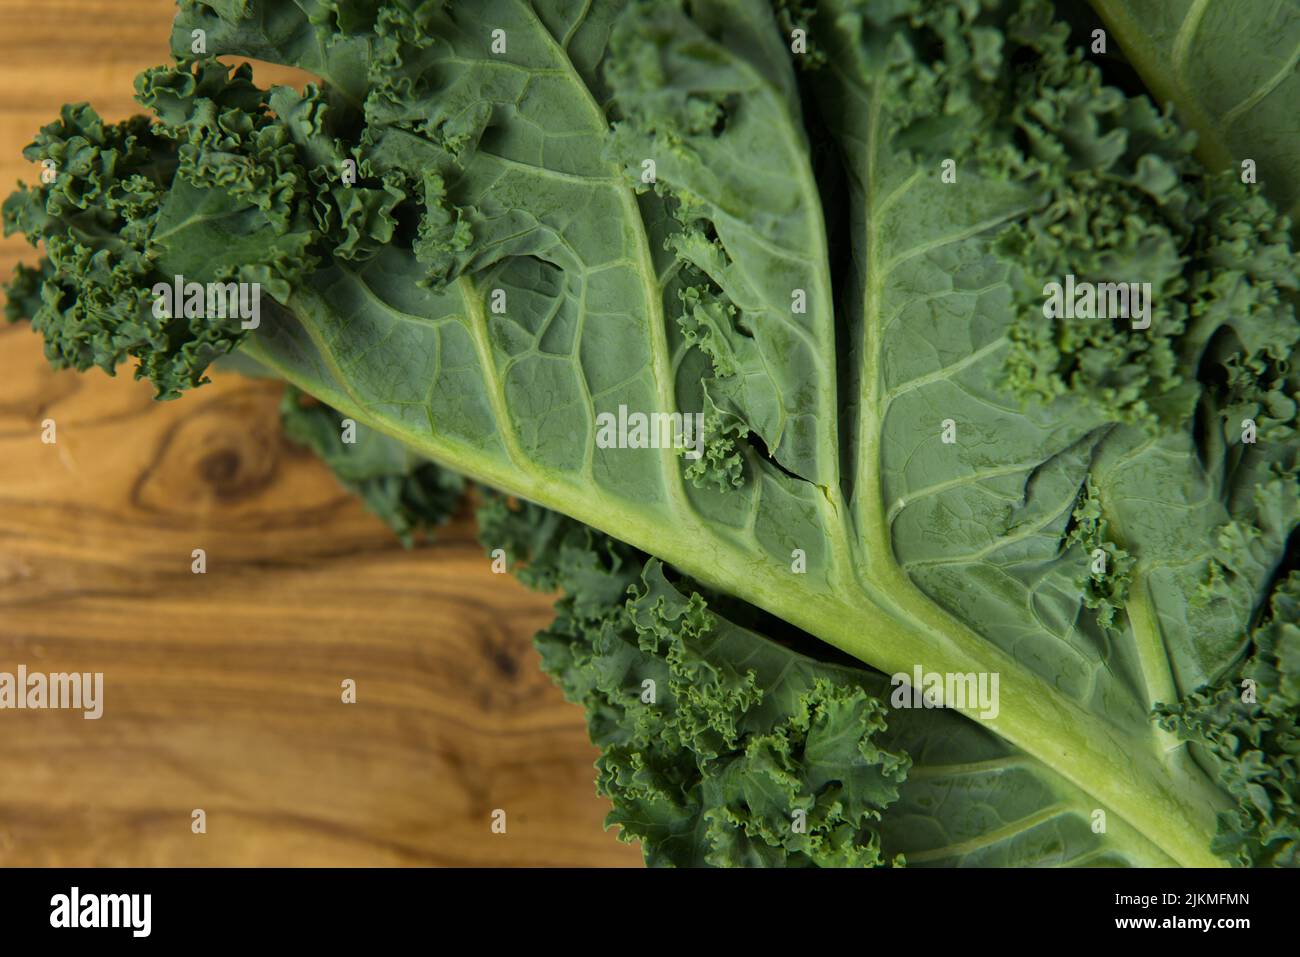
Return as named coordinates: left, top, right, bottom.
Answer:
left=134, top=390, right=281, bottom=513
left=198, top=448, right=242, bottom=484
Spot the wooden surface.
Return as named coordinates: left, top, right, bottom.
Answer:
left=0, top=0, right=639, bottom=866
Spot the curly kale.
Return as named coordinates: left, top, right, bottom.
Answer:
left=5, top=0, right=1298, bottom=868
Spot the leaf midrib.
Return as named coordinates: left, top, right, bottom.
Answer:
left=1089, top=0, right=1234, bottom=173
left=833, top=48, right=1227, bottom=867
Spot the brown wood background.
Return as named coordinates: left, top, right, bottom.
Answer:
left=0, top=0, right=638, bottom=866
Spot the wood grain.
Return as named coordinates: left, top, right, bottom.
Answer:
left=0, top=0, right=639, bottom=866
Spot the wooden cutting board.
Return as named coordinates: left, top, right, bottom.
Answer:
left=0, top=0, right=639, bottom=867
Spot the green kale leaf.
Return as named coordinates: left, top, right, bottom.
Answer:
left=5, top=0, right=1298, bottom=867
